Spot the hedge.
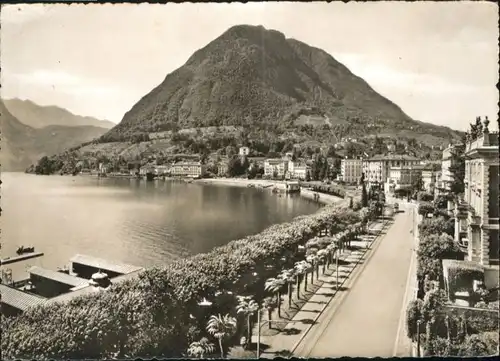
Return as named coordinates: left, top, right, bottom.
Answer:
left=1, top=204, right=363, bottom=359
left=445, top=260, right=485, bottom=296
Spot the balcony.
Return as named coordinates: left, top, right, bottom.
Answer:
left=488, top=218, right=499, bottom=226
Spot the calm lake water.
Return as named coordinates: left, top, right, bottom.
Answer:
left=1, top=173, right=321, bottom=280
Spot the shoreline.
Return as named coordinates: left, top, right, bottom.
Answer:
left=195, top=177, right=345, bottom=205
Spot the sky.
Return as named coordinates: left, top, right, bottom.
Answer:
left=1, top=2, right=498, bottom=131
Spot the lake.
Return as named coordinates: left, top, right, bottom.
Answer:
left=0, top=173, right=321, bottom=280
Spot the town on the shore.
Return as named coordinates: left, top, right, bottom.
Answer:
left=2, top=116, right=498, bottom=359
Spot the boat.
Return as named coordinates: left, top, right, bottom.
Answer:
left=16, top=246, right=35, bottom=255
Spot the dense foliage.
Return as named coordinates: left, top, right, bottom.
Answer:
left=1, top=204, right=364, bottom=359
left=406, top=204, right=499, bottom=356
left=446, top=261, right=485, bottom=297
left=417, top=233, right=462, bottom=285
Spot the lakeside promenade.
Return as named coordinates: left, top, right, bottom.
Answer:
left=293, top=203, right=417, bottom=357
left=195, top=178, right=346, bottom=205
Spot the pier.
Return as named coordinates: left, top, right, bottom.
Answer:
left=0, top=252, right=44, bottom=266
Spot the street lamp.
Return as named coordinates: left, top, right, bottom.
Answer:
left=416, top=320, right=422, bottom=357
left=336, top=247, right=340, bottom=291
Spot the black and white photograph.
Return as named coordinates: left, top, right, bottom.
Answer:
left=0, top=1, right=499, bottom=359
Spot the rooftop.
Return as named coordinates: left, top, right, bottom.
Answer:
left=0, top=284, right=48, bottom=312
left=70, top=254, right=144, bottom=275
left=28, top=266, right=89, bottom=288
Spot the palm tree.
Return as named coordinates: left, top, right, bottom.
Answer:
left=187, top=337, right=215, bottom=359
left=206, top=314, right=237, bottom=359
left=306, top=254, right=319, bottom=284
left=236, top=296, right=259, bottom=344
left=294, top=260, right=311, bottom=296
left=280, top=269, right=296, bottom=308
left=317, top=249, right=329, bottom=275
left=264, top=276, right=286, bottom=318
left=262, top=296, right=275, bottom=329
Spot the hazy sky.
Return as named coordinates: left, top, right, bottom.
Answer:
left=1, top=2, right=498, bottom=131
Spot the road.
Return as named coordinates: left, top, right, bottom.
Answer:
left=293, top=203, right=418, bottom=358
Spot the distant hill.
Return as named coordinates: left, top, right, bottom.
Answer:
left=3, top=98, right=115, bottom=129
left=0, top=100, right=109, bottom=171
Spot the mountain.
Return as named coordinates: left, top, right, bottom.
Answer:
left=0, top=100, right=109, bottom=171
left=3, top=98, right=115, bottom=129
left=103, top=24, right=460, bottom=144
left=29, top=25, right=462, bottom=173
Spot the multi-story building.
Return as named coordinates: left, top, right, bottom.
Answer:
left=362, top=154, right=420, bottom=188
left=217, top=161, right=228, bottom=177
left=239, top=147, right=250, bottom=156
left=421, top=164, right=439, bottom=195
left=440, top=144, right=461, bottom=192
left=340, top=158, right=363, bottom=184
left=264, top=159, right=288, bottom=179
left=454, top=118, right=499, bottom=274
left=286, top=162, right=310, bottom=180
left=386, top=165, right=423, bottom=192
left=171, top=161, right=206, bottom=178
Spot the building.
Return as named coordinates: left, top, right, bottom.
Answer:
left=386, top=165, right=423, bottom=192
left=285, top=181, right=301, bottom=194
left=239, top=146, right=250, bottom=156
left=421, top=164, right=439, bottom=195
left=362, top=154, right=420, bottom=188
left=170, top=161, right=206, bottom=178
left=218, top=160, right=228, bottom=177
left=154, top=165, right=170, bottom=176
left=440, top=144, right=462, bottom=192
left=452, top=118, right=499, bottom=290
left=340, top=158, right=363, bottom=184
left=264, top=159, right=288, bottom=179
left=291, top=163, right=310, bottom=180
left=1, top=254, right=144, bottom=316
left=387, top=143, right=396, bottom=152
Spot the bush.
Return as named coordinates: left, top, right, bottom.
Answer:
left=457, top=332, right=499, bottom=356
left=419, top=216, right=453, bottom=238
left=418, top=202, right=434, bottom=216
left=417, top=192, right=434, bottom=202
left=1, top=205, right=363, bottom=359
left=417, top=233, right=461, bottom=284
left=406, top=299, right=424, bottom=340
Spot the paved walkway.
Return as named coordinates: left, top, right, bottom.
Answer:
left=252, top=221, right=388, bottom=358
left=293, top=205, right=415, bottom=358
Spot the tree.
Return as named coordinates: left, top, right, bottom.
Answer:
left=262, top=297, right=275, bottom=329
left=361, top=183, right=368, bottom=207
left=187, top=337, right=215, bottom=358
left=236, top=296, right=259, bottom=345
left=449, top=143, right=465, bottom=196
left=264, top=277, right=286, bottom=318
left=206, top=314, right=237, bottom=359
left=349, top=197, right=354, bottom=209
left=279, top=270, right=296, bottom=308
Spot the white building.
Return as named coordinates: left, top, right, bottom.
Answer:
left=340, top=158, right=363, bottom=184
left=386, top=165, right=423, bottom=192
left=264, top=159, right=288, bottom=178
left=171, top=162, right=206, bottom=178
left=440, top=144, right=462, bottom=192
left=362, top=154, right=421, bottom=188
left=452, top=118, right=498, bottom=290
left=287, top=161, right=310, bottom=180
left=239, top=147, right=250, bottom=156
